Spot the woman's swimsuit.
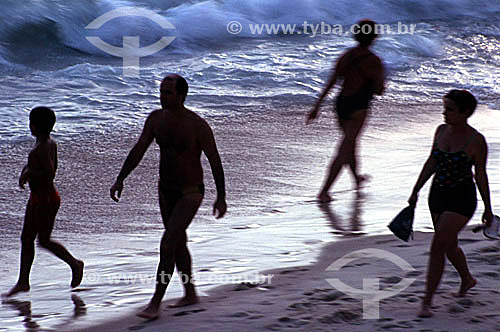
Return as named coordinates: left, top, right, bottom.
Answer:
left=428, top=130, right=477, bottom=219
left=335, top=52, right=375, bottom=120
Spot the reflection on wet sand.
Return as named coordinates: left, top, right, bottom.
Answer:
left=2, top=299, right=40, bottom=332
left=2, top=294, right=87, bottom=332
left=318, top=191, right=365, bottom=236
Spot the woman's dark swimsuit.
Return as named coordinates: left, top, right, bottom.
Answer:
left=335, top=52, right=375, bottom=120
left=428, top=131, right=477, bottom=219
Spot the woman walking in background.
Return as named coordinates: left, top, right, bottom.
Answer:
left=307, top=19, right=385, bottom=202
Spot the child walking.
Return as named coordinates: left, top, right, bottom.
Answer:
left=4, top=107, right=84, bottom=297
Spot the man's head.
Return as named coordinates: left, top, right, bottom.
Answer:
left=29, top=107, right=56, bottom=137
left=160, top=74, right=189, bottom=109
left=353, top=19, right=378, bottom=47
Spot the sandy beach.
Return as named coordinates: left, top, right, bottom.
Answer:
left=70, top=226, right=500, bottom=332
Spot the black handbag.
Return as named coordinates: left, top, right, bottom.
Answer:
left=388, top=205, right=415, bottom=242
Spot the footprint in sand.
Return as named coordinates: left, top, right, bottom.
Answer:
left=456, top=298, right=474, bottom=307
left=264, top=323, right=281, bottom=331
left=479, top=271, right=499, bottom=278
left=448, top=304, right=466, bottom=313
left=376, top=239, right=399, bottom=245
left=318, top=310, right=360, bottom=324
left=279, top=268, right=309, bottom=275
left=277, top=317, right=309, bottom=328
left=377, top=318, right=393, bottom=322
left=288, top=302, right=314, bottom=310
left=381, top=276, right=403, bottom=284
left=478, top=246, right=499, bottom=253
left=258, top=300, right=274, bottom=306
left=173, top=308, right=206, bottom=317
left=128, top=324, right=147, bottom=331
left=228, top=312, right=250, bottom=318
left=317, top=291, right=344, bottom=302
left=406, top=270, right=423, bottom=277
left=459, top=238, right=482, bottom=244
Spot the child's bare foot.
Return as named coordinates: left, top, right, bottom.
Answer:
left=453, top=277, right=477, bottom=297
left=168, top=295, right=199, bottom=308
left=71, top=260, right=84, bottom=288
left=417, top=303, right=433, bottom=318
left=137, top=303, right=160, bottom=320
left=317, top=192, right=333, bottom=203
left=3, top=283, right=30, bottom=298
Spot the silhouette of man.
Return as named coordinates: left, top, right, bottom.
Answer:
left=110, top=74, right=227, bottom=319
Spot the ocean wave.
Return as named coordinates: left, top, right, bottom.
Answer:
left=0, top=0, right=498, bottom=61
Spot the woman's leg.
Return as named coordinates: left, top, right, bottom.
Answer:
left=419, top=211, right=471, bottom=317
left=318, top=110, right=367, bottom=201
left=341, top=110, right=368, bottom=187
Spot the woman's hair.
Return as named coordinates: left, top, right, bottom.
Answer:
left=30, top=107, right=56, bottom=135
left=353, top=19, right=378, bottom=47
left=444, top=89, right=477, bottom=116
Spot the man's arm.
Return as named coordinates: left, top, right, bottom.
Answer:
left=110, top=112, right=155, bottom=202
left=200, top=120, right=226, bottom=218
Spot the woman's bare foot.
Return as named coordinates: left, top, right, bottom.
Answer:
left=453, top=277, right=477, bottom=297
left=137, top=303, right=160, bottom=320
left=417, top=303, right=433, bottom=318
left=355, top=174, right=370, bottom=189
left=317, top=192, right=333, bottom=203
left=3, top=283, right=30, bottom=298
left=71, top=260, right=84, bottom=288
left=168, top=295, right=199, bottom=308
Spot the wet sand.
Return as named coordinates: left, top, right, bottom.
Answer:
left=73, top=227, right=500, bottom=332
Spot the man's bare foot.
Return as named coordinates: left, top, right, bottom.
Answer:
left=137, top=304, right=160, bottom=320
left=71, top=260, right=84, bottom=288
left=453, top=277, right=477, bottom=297
left=3, top=283, right=30, bottom=298
left=168, top=295, right=199, bottom=308
left=317, top=193, right=333, bottom=203
left=417, top=303, right=433, bottom=318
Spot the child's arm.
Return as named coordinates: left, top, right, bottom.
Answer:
left=19, top=144, right=56, bottom=188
